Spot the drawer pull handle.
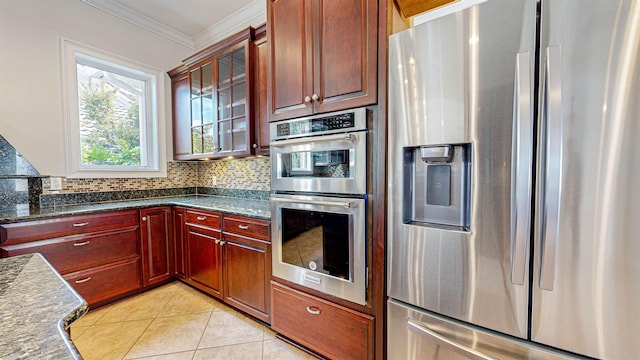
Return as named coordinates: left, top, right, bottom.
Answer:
left=306, top=306, right=321, bottom=315
left=73, top=241, right=90, bottom=247
left=238, top=225, right=250, bottom=230
left=197, top=216, right=207, bottom=221
left=72, top=222, right=89, bottom=227
left=75, top=277, right=92, bottom=284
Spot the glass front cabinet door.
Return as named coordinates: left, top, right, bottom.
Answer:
left=181, top=39, right=253, bottom=159
left=215, top=41, right=251, bottom=155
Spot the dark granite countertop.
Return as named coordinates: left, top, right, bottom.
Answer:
left=0, top=195, right=271, bottom=224
left=0, top=253, right=88, bottom=360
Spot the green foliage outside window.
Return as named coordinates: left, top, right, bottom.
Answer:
left=79, top=76, right=142, bottom=166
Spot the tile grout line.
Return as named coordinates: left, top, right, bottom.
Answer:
left=191, top=309, right=215, bottom=359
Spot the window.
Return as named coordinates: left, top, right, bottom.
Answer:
left=61, top=39, right=166, bottom=178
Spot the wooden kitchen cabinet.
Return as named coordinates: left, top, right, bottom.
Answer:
left=222, top=214, right=271, bottom=323
left=185, top=210, right=224, bottom=299
left=140, top=207, right=173, bottom=287
left=266, top=0, right=378, bottom=122
left=172, top=207, right=187, bottom=280
left=0, top=210, right=142, bottom=308
left=252, top=25, right=270, bottom=155
left=271, top=281, right=374, bottom=360
left=169, top=67, right=192, bottom=159
left=168, top=27, right=264, bottom=160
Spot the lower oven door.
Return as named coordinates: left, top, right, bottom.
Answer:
left=271, top=193, right=366, bottom=305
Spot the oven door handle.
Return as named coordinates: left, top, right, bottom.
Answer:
left=271, top=197, right=358, bottom=209
left=270, top=133, right=356, bottom=147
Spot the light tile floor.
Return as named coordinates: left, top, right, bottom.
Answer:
left=70, top=281, right=318, bottom=360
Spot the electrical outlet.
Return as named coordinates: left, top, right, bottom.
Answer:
left=50, top=177, right=62, bottom=191
left=211, top=175, right=217, bottom=186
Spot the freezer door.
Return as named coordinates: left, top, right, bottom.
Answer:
left=388, top=299, right=578, bottom=360
left=387, top=0, right=536, bottom=338
left=533, top=0, right=640, bottom=358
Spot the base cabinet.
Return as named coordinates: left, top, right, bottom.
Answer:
left=140, top=207, right=174, bottom=287
left=271, top=281, right=374, bottom=360
left=0, top=210, right=141, bottom=308
left=187, top=226, right=224, bottom=299
left=223, top=215, right=271, bottom=323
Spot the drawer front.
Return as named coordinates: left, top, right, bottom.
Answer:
left=223, top=215, right=270, bottom=241
left=1, top=210, right=139, bottom=244
left=271, top=282, right=374, bottom=360
left=1, top=226, right=139, bottom=274
left=64, top=257, right=141, bottom=306
left=186, top=210, right=221, bottom=229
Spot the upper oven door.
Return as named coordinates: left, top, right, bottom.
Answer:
left=270, top=131, right=367, bottom=195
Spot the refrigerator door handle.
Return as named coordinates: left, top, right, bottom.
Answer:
left=407, top=318, right=498, bottom=360
left=510, top=51, right=533, bottom=285
left=539, top=45, right=563, bottom=291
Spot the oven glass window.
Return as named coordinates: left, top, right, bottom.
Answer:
left=278, top=150, right=351, bottom=178
left=281, top=208, right=350, bottom=280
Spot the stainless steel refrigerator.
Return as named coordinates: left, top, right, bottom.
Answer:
left=386, top=0, right=639, bottom=359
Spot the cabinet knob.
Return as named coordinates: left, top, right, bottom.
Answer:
left=253, top=143, right=258, bottom=149
left=304, top=95, right=311, bottom=103
left=215, top=239, right=220, bottom=244
left=220, top=241, right=226, bottom=246
left=311, top=93, right=319, bottom=101
left=142, top=216, right=147, bottom=221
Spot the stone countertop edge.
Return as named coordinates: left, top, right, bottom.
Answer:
left=0, top=195, right=272, bottom=224
left=0, top=253, right=88, bottom=360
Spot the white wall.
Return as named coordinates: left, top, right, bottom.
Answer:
left=0, top=0, right=194, bottom=176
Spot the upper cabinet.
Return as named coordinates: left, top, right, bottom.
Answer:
left=267, top=0, right=378, bottom=122
left=169, top=27, right=265, bottom=160
left=252, top=26, right=270, bottom=156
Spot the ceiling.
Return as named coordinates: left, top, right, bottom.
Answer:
left=81, top=0, right=266, bottom=49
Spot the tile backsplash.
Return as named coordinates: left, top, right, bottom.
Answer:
left=41, top=157, right=270, bottom=194
left=197, top=156, right=270, bottom=191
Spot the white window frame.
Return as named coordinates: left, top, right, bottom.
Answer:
left=61, top=38, right=166, bottom=178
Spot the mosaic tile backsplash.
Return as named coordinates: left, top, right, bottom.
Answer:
left=39, top=157, right=270, bottom=195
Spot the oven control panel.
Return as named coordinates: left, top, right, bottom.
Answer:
left=277, top=113, right=355, bottom=137
left=271, top=107, right=367, bottom=140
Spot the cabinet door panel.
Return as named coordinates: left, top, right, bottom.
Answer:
left=173, top=208, right=187, bottom=279
left=253, top=36, right=270, bottom=155
left=224, top=234, right=271, bottom=323
left=172, top=73, right=192, bottom=159
left=314, top=0, right=378, bottom=114
left=187, top=227, right=223, bottom=299
left=267, top=0, right=314, bottom=121
left=140, top=207, right=173, bottom=287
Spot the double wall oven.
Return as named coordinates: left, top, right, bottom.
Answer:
left=270, top=108, right=368, bottom=305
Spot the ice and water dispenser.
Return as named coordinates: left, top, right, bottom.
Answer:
left=403, top=144, right=471, bottom=231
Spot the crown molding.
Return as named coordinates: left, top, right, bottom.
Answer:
left=80, top=0, right=195, bottom=49
left=193, top=0, right=266, bottom=50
